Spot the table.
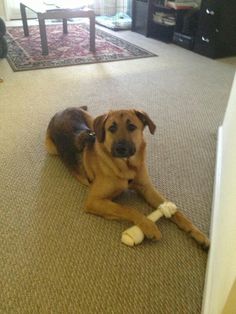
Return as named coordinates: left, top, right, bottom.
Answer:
left=20, top=1, right=96, bottom=55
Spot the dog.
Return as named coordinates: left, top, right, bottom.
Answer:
left=45, top=106, right=210, bottom=249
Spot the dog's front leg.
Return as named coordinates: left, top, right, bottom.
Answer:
left=133, top=166, right=210, bottom=249
left=85, top=180, right=162, bottom=241
left=131, top=167, right=166, bottom=208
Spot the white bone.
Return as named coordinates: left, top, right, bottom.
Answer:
left=121, top=202, right=177, bottom=247
left=158, top=201, right=177, bottom=218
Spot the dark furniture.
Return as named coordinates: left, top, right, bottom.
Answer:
left=132, top=0, right=174, bottom=41
left=173, top=32, right=194, bottom=50
left=148, top=3, right=176, bottom=42
left=20, top=1, right=95, bottom=55
left=194, top=0, right=236, bottom=58
left=0, top=17, right=8, bottom=58
left=132, top=0, right=236, bottom=58
left=132, top=0, right=194, bottom=43
left=131, top=0, right=149, bottom=36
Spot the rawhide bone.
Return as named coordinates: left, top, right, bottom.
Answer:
left=121, top=202, right=177, bottom=246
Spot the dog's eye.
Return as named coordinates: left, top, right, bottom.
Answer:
left=127, top=124, right=137, bottom=132
left=108, top=123, right=117, bottom=133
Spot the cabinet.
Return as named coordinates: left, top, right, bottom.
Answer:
left=132, top=0, right=236, bottom=58
left=194, top=0, right=236, bottom=58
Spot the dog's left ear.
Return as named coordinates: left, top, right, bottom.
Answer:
left=134, top=110, right=156, bottom=134
left=93, top=114, right=108, bottom=142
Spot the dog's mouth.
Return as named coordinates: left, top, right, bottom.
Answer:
left=111, top=140, right=136, bottom=158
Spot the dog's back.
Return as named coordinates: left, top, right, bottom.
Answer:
left=45, top=106, right=94, bottom=172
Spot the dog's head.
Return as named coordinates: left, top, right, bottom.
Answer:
left=93, top=109, right=156, bottom=158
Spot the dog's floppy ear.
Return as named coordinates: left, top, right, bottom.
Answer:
left=134, top=110, right=156, bottom=134
left=93, top=114, right=108, bottom=142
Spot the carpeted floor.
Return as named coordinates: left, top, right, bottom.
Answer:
left=0, top=22, right=235, bottom=313
left=6, top=22, right=156, bottom=71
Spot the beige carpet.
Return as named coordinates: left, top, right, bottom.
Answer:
left=0, top=23, right=235, bottom=313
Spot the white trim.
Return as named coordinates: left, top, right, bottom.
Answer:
left=201, top=126, right=223, bottom=314
left=201, top=71, right=236, bottom=314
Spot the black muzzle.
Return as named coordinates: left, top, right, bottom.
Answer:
left=111, top=140, right=136, bottom=158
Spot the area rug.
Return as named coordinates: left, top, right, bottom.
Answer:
left=6, top=23, right=156, bottom=71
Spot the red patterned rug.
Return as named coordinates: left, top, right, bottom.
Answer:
left=6, top=23, right=156, bottom=71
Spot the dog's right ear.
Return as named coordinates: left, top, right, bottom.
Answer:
left=93, top=114, right=108, bottom=142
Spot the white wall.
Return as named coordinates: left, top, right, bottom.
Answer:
left=202, top=72, right=236, bottom=314
left=3, top=0, right=22, bottom=20
left=0, top=1, right=6, bottom=19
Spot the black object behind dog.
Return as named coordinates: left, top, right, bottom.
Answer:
left=0, top=17, right=8, bottom=58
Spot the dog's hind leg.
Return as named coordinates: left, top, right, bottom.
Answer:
left=45, top=129, right=58, bottom=155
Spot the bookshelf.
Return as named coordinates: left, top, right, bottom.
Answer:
left=132, top=0, right=196, bottom=43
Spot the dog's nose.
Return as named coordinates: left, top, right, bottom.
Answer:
left=112, top=140, right=136, bottom=158
left=115, top=141, right=129, bottom=156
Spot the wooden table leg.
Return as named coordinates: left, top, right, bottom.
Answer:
left=89, top=14, right=95, bottom=52
left=38, top=14, right=48, bottom=55
left=20, top=3, right=29, bottom=36
left=63, top=18, right=68, bottom=34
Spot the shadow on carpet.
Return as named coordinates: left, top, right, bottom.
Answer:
left=6, top=23, right=157, bottom=71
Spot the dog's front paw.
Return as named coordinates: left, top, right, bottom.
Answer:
left=137, top=218, right=162, bottom=241
left=159, top=202, right=177, bottom=218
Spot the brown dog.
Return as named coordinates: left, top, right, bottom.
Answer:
left=45, top=106, right=210, bottom=249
